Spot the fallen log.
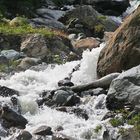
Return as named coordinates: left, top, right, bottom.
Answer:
left=71, top=73, right=120, bottom=92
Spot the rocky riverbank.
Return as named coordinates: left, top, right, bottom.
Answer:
left=0, top=0, right=140, bottom=140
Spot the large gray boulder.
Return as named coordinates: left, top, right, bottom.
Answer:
left=106, top=65, right=140, bottom=110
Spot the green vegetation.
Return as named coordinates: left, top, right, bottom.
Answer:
left=128, top=113, right=140, bottom=134
left=0, top=19, right=54, bottom=37
left=109, top=118, right=123, bottom=127
left=94, top=125, right=102, bottom=133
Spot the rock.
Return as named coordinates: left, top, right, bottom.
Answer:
left=60, top=5, right=118, bottom=37
left=9, top=17, right=29, bottom=27
left=0, top=55, right=9, bottom=65
left=53, top=89, right=74, bottom=106
left=106, top=65, right=140, bottom=110
left=1, top=49, right=21, bottom=60
left=30, top=18, right=66, bottom=30
left=74, top=37, right=100, bottom=51
left=58, top=78, right=74, bottom=87
left=55, top=126, right=64, bottom=132
left=118, top=128, right=139, bottom=140
left=63, top=95, right=80, bottom=106
left=16, top=130, right=32, bottom=140
left=94, top=0, right=130, bottom=16
left=21, top=34, right=48, bottom=59
left=0, top=34, right=21, bottom=51
left=17, top=57, right=41, bottom=70
left=52, top=133, right=71, bottom=140
left=36, top=8, right=65, bottom=20
left=0, top=86, right=19, bottom=97
left=97, top=6, right=140, bottom=77
left=0, top=105, right=28, bottom=129
left=33, top=125, right=53, bottom=136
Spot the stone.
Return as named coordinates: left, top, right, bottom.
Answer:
left=53, top=89, right=74, bottom=106
left=97, top=6, right=140, bottom=77
left=74, top=37, right=100, bottom=51
left=21, top=34, right=48, bottom=59
left=106, top=65, right=140, bottom=110
left=0, top=55, right=9, bottom=65
left=0, top=105, right=28, bottom=129
left=30, top=18, right=66, bottom=30
left=0, top=86, right=19, bottom=97
left=16, top=131, right=32, bottom=140
left=60, top=5, right=118, bottom=37
left=33, top=125, right=53, bottom=136
left=58, top=78, right=74, bottom=87
left=1, top=49, right=21, bottom=60
left=17, top=57, right=41, bottom=70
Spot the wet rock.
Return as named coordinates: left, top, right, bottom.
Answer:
left=33, top=125, right=53, bottom=136
left=106, top=65, right=140, bottom=110
left=58, top=78, right=74, bottom=87
left=0, top=86, right=19, bottom=97
left=63, top=95, right=80, bottom=106
left=0, top=105, right=28, bottom=129
left=0, top=127, right=8, bottom=137
left=21, top=34, right=48, bottom=59
left=16, top=130, right=32, bottom=140
left=102, top=111, right=115, bottom=121
left=81, top=88, right=107, bottom=97
left=52, top=89, right=74, bottom=106
left=10, top=96, right=21, bottom=114
left=97, top=6, right=140, bottom=77
left=55, top=126, right=64, bottom=132
left=52, top=133, right=75, bottom=140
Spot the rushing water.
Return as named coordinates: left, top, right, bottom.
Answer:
left=0, top=44, right=109, bottom=140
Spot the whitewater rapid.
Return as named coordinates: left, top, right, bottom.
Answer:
left=0, top=43, right=109, bottom=140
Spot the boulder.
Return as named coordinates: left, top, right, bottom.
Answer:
left=1, top=50, right=21, bottom=60
left=16, top=131, right=32, bottom=140
left=59, top=5, right=118, bottom=37
left=0, top=105, right=28, bottom=129
left=30, top=18, right=66, bottom=30
left=52, top=89, right=74, bottom=106
left=106, top=65, right=140, bottom=110
left=17, top=57, right=41, bottom=70
left=0, top=86, right=19, bottom=97
left=74, top=37, right=100, bottom=51
left=97, top=7, right=140, bottom=77
left=33, top=125, right=53, bottom=136
left=21, top=34, right=47, bottom=59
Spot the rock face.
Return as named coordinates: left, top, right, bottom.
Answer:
left=21, top=34, right=48, bottom=59
left=106, top=65, right=140, bottom=110
left=60, top=5, right=118, bottom=37
left=97, top=6, right=140, bottom=77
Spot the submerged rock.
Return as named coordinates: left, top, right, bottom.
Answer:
left=58, top=78, right=74, bottom=87
left=33, top=125, right=53, bottom=136
left=0, top=86, right=19, bottom=97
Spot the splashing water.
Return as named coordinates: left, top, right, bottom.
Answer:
left=0, top=44, right=110, bottom=140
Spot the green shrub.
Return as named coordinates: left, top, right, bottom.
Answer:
left=94, top=125, right=102, bottom=133
left=109, top=118, right=123, bottom=127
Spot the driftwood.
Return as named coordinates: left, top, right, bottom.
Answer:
left=71, top=73, right=120, bottom=92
